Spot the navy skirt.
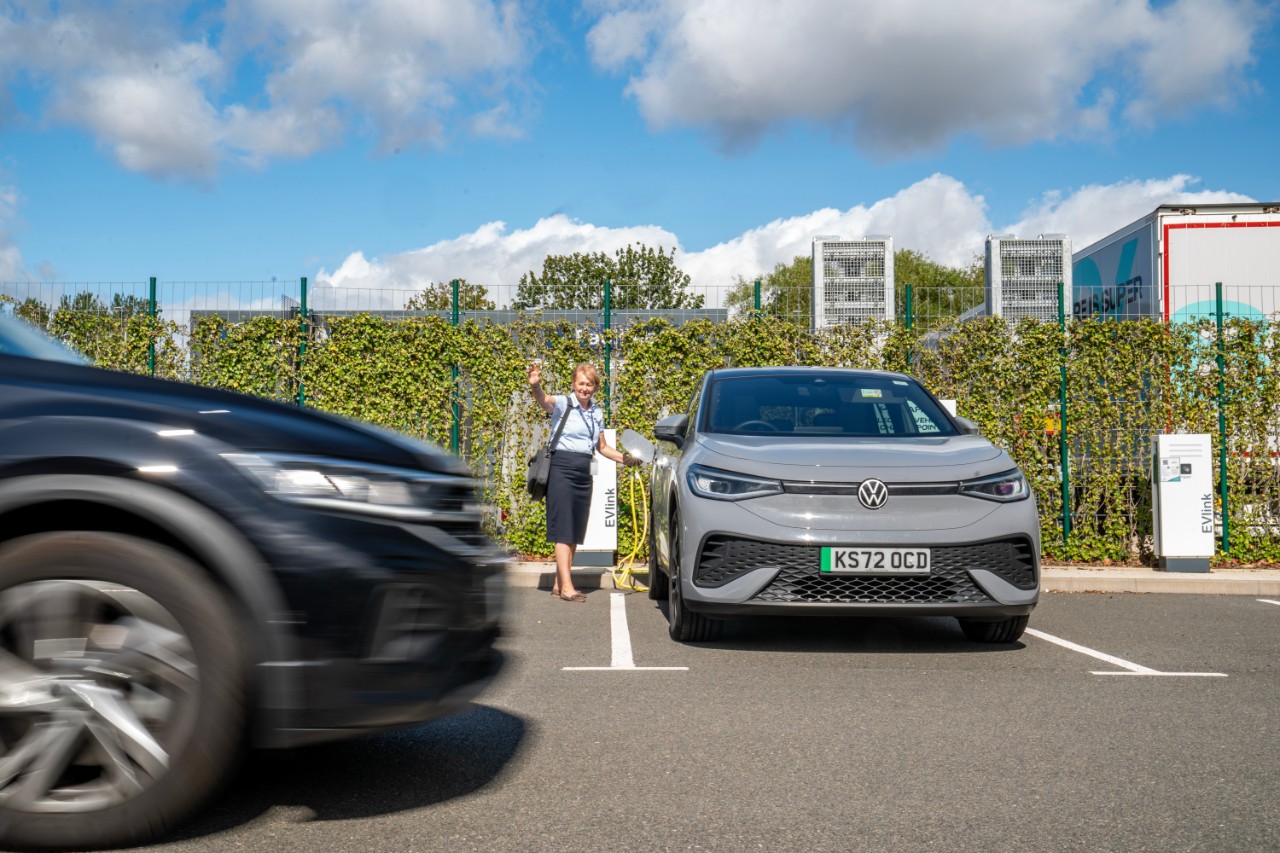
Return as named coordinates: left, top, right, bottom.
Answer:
left=546, top=452, right=593, bottom=545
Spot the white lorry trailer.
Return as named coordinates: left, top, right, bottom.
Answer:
left=1071, top=203, right=1280, bottom=322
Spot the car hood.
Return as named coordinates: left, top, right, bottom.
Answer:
left=0, top=355, right=469, bottom=475
left=694, top=432, right=1009, bottom=482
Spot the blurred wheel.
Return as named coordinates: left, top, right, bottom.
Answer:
left=0, top=532, right=246, bottom=850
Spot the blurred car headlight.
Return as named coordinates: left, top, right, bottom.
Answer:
left=223, top=453, right=477, bottom=520
left=687, top=463, right=783, bottom=501
left=959, top=469, right=1030, bottom=502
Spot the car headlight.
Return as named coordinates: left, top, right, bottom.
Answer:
left=222, top=453, right=478, bottom=520
left=686, top=463, right=783, bottom=501
left=959, top=469, right=1030, bottom=502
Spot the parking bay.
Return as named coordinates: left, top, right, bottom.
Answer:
left=156, top=590, right=1279, bottom=852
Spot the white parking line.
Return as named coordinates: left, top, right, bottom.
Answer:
left=1024, top=628, right=1226, bottom=677
left=562, top=593, right=689, bottom=672
left=1259, top=599, right=1280, bottom=607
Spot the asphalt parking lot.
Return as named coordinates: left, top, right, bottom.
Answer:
left=148, top=589, right=1278, bottom=852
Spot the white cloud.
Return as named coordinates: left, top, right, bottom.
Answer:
left=0, top=244, right=23, bottom=282
left=0, top=183, right=28, bottom=281
left=222, top=0, right=532, bottom=157
left=312, top=173, right=1255, bottom=309
left=313, top=214, right=681, bottom=309
left=1125, top=0, right=1264, bottom=125
left=585, top=0, right=1270, bottom=155
left=1009, top=175, right=1254, bottom=250
left=0, top=1, right=533, bottom=178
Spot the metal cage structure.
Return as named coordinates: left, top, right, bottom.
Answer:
left=984, top=234, right=1072, bottom=322
left=811, top=237, right=894, bottom=331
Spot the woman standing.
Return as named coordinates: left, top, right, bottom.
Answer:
left=528, top=361, right=639, bottom=602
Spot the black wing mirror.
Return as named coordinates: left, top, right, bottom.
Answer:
left=654, top=414, right=689, bottom=450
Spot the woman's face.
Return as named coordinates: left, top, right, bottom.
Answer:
left=573, top=372, right=597, bottom=407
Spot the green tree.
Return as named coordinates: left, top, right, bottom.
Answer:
left=110, top=293, right=151, bottom=317
left=513, top=244, right=704, bottom=310
left=724, top=255, right=812, bottom=322
left=58, top=292, right=108, bottom=314
left=52, top=292, right=151, bottom=317
left=14, top=297, right=51, bottom=328
left=726, top=248, right=984, bottom=325
left=894, top=249, right=984, bottom=321
left=404, top=279, right=496, bottom=311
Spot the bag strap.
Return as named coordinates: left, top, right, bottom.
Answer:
left=547, top=395, right=572, bottom=453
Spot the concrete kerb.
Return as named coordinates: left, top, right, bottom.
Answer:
left=505, top=560, right=1280, bottom=596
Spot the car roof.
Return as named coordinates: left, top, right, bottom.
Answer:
left=706, top=366, right=914, bottom=382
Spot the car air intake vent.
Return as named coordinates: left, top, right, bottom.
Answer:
left=694, top=536, right=778, bottom=587
left=754, top=564, right=991, bottom=604
left=365, top=583, right=450, bottom=662
left=961, top=537, right=1037, bottom=589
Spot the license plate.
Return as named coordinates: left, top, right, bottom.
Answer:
left=820, top=547, right=931, bottom=574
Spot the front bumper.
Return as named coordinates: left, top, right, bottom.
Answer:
left=680, top=530, right=1039, bottom=619
left=235, top=503, right=508, bottom=748
left=260, top=634, right=504, bottom=749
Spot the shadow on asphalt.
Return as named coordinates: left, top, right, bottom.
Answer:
left=168, top=704, right=526, bottom=841
left=653, top=601, right=1027, bottom=654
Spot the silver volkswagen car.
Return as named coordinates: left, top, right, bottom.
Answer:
left=646, top=367, right=1039, bottom=643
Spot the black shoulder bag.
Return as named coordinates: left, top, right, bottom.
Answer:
left=525, top=396, right=572, bottom=500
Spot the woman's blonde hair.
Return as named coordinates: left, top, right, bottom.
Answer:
left=573, top=362, right=601, bottom=389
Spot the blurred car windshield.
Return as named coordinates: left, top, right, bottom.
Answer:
left=703, top=372, right=958, bottom=438
left=0, top=312, right=88, bottom=364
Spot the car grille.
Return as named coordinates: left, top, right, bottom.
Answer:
left=431, top=518, right=490, bottom=549
left=430, top=483, right=490, bottom=547
left=694, top=535, right=1037, bottom=603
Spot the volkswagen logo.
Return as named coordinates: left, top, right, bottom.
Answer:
left=857, top=478, right=888, bottom=510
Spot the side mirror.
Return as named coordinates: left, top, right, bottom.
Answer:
left=654, top=413, right=689, bottom=450
left=954, top=416, right=980, bottom=436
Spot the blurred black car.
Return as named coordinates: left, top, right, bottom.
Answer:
left=0, top=313, right=505, bottom=850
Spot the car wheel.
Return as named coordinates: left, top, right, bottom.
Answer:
left=665, top=512, right=720, bottom=643
left=957, top=615, right=1029, bottom=643
left=0, top=532, right=248, bottom=850
left=646, top=504, right=667, bottom=601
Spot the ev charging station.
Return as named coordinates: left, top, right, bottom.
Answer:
left=574, top=428, right=619, bottom=566
left=1151, top=434, right=1214, bottom=572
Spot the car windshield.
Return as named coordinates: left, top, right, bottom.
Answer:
left=702, top=372, right=958, bottom=438
left=0, top=312, right=88, bottom=364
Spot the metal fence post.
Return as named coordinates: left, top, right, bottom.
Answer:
left=904, top=283, right=914, bottom=369
left=1215, top=281, right=1230, bottom=553
left=148, top=276, right=157, bottom=376
left=1058, top=280, right=1071, bottom=548
left=603, top=278, right=612, bottom=421
left=451, top=278, right=460, bottom=455
left=297, top=277, right=308, bottom=407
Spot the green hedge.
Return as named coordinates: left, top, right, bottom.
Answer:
left=7, top=296, right=1278, bottom=565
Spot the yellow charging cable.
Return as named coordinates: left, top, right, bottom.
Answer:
left=612, top=466, right=650, bottom=592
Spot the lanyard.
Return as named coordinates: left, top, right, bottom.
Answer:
left=575, top=401, right=597, bottom=448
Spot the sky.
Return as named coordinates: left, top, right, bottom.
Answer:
left=0, top=0, right=1277, bottom=311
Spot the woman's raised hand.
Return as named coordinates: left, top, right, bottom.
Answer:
left=527, top=361, right=542, bottom=387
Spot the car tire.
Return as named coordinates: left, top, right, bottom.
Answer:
left=958, top=615, right=1029, bottom=643
left=665, top=511, right=720, bottom=643
left=646, top=504, right=667, bottom=601
left=0, top=532, right=248, bottom=850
